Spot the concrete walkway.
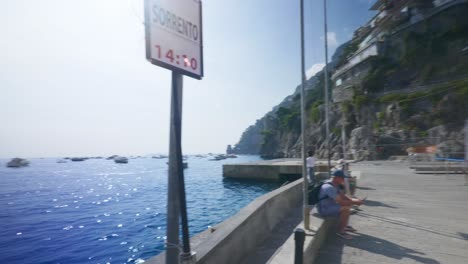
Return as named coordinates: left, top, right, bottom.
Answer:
left=315, top=161, right=468, bottom=264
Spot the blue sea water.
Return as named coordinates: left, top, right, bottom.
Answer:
left=0, top=155, right=280, bottom=264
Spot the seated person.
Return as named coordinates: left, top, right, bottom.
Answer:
left=317, top=170, right=363, bottom=239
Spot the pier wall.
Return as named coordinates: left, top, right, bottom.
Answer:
left=223, top=159, right=335, bottom=181
left=146, top=178, right=304, bottom=264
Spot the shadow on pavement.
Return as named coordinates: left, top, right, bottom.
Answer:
left=316, top=231, right=440, bottom=264
left=346, top=233, right=441, bottom=264
left=363, top=199, right=398, bottom=208
left=314, top=229, right=344, bottom=264
left=457, top=232, right=468, bottom=240
left=356, top=186, right=377, bottom=190
left=357, top=212, right=466, bottom=241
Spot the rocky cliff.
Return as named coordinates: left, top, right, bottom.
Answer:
left=232, top=3, right=468, bottom=160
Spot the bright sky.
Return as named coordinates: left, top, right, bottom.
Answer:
left=0, top=0, right=374, bottom=158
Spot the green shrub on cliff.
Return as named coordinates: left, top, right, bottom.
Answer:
left=260, top=130, right=273, bottom=146
left=353, top=95, right=370, bottom=109
left=378, top=94, right=406, bottom=103
left=341, top=101, right=352, bottom=114
left=310, top=107, right=320, bottom=123
left=455, top=81, right=468, bottom=99
left=308, top=100, right=323, bottom=123
left=376, top=112, right=385, bottom=121
left=276, top=107, right=300, bottom=131
left=332, top=127, right=341, bottom=136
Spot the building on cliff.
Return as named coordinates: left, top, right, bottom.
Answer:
left=331, top=0, right=464, bottom=103
left=232, top=0, right=467, bottom=160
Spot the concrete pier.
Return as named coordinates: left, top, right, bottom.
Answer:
left=223, top=159, right=337, bottom=181
left=315, top=161, right=468, bottom=264
left=145, top=160, right=467, bottom=264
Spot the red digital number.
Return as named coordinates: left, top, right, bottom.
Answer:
left=190, top=58, right=197, bottom=70
left=155, top=46, right=197, bottom=72
left=166, top=49, right=174, bottom=63
left=155, top=45, right=161, bottom=58
left=182, top=55, right=189, bottom=67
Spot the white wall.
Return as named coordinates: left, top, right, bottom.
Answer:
left=349, top=43, right=378, bottom=66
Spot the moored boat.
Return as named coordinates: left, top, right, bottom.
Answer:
left=7, top=158, right=29, bottom=168
left=71, top=157, right=87, bottom=162
left=114, top=156, right=128, bottom=164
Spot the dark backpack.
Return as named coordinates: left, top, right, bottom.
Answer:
left=308, top=182, right=333, bottom=205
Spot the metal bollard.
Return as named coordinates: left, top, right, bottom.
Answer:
left=294, top=228, right=305, bottom=264
left=180, top=251, right=197, bottom=264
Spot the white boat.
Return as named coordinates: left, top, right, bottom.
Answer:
left=7, top=158, right=29, bottom=168
left=210, top=155, right=227, bottom=161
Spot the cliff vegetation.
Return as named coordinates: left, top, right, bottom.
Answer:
left=232, top=2, right=468, bottom=161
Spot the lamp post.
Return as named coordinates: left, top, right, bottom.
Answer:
left=323, top=0, right=331, bottom=177
left=300, top=0, right=310, bottom=230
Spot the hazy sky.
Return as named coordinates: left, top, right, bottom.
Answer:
left=0, top=0, right=374, bottom=158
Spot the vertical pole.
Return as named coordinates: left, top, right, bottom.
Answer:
left=465, top=120, right=468, bottom=185
left=342, top=123, right=347, bottom=160
left=323, top=0, right=331, bottom=177
left=294, top=228, right=306, bottom=264
left=300, top=0, right=310, bottom=231
left=166, top=72, right=188, bottom=264
left=173, top=73, right=192, bottom=259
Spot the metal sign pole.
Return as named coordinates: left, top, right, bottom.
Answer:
left=167, top=72, right=193, bottom=264
left=323, top=0, right=331, bottom=177
left=465, top=120, right=468, bottom=186
left=166, top=72, right=182, bottom=264
left=145, top=1, right=201, bottom=262
left=176, top=73, right=194, bottom=262
left=342, top=122, right=347, bottom=160
left=300, top=0, right=310, bottom=230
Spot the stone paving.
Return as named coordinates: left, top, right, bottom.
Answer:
left=315, top=161, right=468, bottom=264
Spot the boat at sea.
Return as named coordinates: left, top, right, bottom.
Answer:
left=6, top=158, right=29, bottom=168
left=114, top=156, right=128, bottom=164
left=152, top=155, right=168, bottom=159
left=71, top=157, right=87, bottom=162
left=210, top=154, right=228, bottom=161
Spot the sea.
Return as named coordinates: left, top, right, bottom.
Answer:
left=0, top=155, right=280, bottom=264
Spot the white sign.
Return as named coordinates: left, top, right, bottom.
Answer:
left=145, top=0, right=203, bottom=79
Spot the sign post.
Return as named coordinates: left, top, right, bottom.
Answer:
left=145, top=0, right=203, bottom=79
left=300, top=0, right=310, bottom=231
left=465, top=120, right=468, bottom=186
left=323, top=0, right=331, bottom=178
left=144, top=1, right=203, bottom=263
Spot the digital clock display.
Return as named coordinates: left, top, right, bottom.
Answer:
left=154, top=45, right=198, bottom=71
left=145, top=0, right=203, bottom=79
